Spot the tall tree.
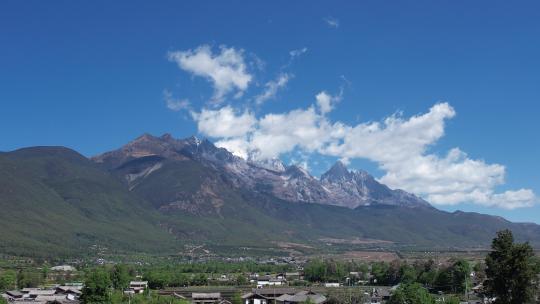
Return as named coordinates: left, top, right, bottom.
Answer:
left=110, top=264, right=131, bottom=290
left=450, top=259, right=471, bottom=293
left=485, top=229, right=537, bottom=304
left=81, top=268, right=112, bottom=304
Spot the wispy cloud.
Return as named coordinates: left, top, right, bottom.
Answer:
left=324, top=17, right=340, bottom=28
left=163, top=90, right=190, bottom=111
left=255, top=73, right=292, bottom=105
left=289, top=47, right=308, bottom=59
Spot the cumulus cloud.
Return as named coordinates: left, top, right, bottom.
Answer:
left=316, top=91, right=341, bottom=114
left=194, top=98, right=536, bottom=209
left=324, top=17, right=340, bottom=28
left=255, top=73, right=291, bottom=105
left=168, top=45, right=252, bottom=102
left=167, top=45, right=535, bottom=209
left=163, top=90, right=190, bottom=111
left=192, top=106, right=256, bottom=139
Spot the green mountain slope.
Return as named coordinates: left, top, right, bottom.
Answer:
left=0, top=147, right=178, bottom=257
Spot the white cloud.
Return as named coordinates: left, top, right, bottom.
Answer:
left=489, top=189, right=536, bottom=209
left=163, top=90, right=190, bottom=111
left=192, top=106, right=256, bottom=139
left=289, top=47, right=308, bottom=59
left=323, top=103, right=456, bottom=163
left=214, top=137, right=252, bottom=160
left=255, top=73, right=291, bottom=105
left=167, top=45, right=535, bottom=209
left=316, top=91, right=341, bottom=114
left=248, top=107, right=334, bottom=159
left=194, top=98, right=536, bottom=209
left=324, top=17, right=340, bottom=28
left=168, top=45, right=252, bottom=102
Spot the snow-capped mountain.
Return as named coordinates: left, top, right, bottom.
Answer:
left=320, top=161, right=431, bottom=208
left=93, top=134, right=431, bottom=209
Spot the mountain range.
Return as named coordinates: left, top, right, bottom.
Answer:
left=1, top=133, right=539, bottom=258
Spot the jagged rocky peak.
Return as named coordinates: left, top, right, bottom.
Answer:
left=92, top=133, right=432, bottom=209
left=184, top=135, right=201, bottom=145
left=130, top=133, right=158, bottom=144
left=248, top=157, right=286, bottom=172
left=285, top=164, right=312, bottom=178
left=321, top=161, right=353, bottom=182
left=160, top=133, right=174, bottom=141
left=93, top=133, right=194, bottom=168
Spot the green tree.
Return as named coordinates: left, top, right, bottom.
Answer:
left=0, top=296, right=7, bottom=304
left=144, top=271, right=168, bottom=289
left=485, top=229, right=537, bottom=304
left=449, top=259, right=471, bottom=293
left=434, top=268, right=452, bottom=292
left=41, top=264, right=50, bottom=280
left=385, top=260, right=402, bottom=285
left=17, top=270, right=43, bottom=288
left=371, top=262, right=390, bottom=285
left=81, top=268, right=112, bottom=303
left=398, top=263, right=417, bottom=284
left=473, top=262, right=486, bottom=283
left=0, top=270, right=17, bottom=292
left=235, top=274, right=248, bottom=286
left=416, top=259, right=437, bottom=287
left=443, top=296, right=460, bottom=304
left=387, top=283, right=436, bottom=304
left=191, top=273, right=208, bottom=286
left=110, top=264, right=131, bottom=290
left=171, top=273, right=190, bottom=287
left=304, top=259, right=327, bottom=282
left=232, top=292, right=242, bottom=304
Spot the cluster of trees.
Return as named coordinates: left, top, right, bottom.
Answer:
left=387, top=230, right=540, bottom=304
left=138, top=261, right=292, bottom=289
left=143, top=271, right=208, bottom=289
left=141, top=261, right=291, bottom=274
left=371, top=258, right=472, bottom=293
left=303, top=259, right=349, bottom=283
left=303, top=256, right=472, bottom=294
left=0, top=270, right=16, bottom=292
left=0, top=268, right=50, bottom=291
left=81, top=266, right=189, bottom=304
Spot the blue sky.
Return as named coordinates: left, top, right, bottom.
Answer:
left=1, top=1, right=539, bottom=223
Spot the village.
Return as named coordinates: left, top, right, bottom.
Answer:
left=0, top=258, right=498, bottom=304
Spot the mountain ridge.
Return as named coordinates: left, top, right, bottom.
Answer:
left=1, top=133, right=540, bottom=258
left=92, top=133, right=430, bottom=209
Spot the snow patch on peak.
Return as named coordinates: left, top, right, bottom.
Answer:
left=248, top=157, right=286, bottom=173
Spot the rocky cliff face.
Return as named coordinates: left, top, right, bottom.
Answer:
left=92, top=133, right=431, bottom=210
